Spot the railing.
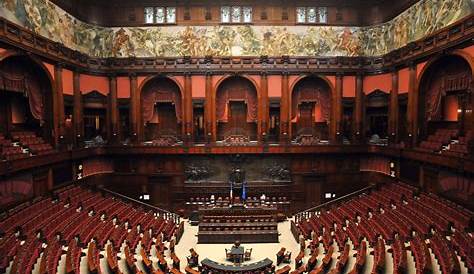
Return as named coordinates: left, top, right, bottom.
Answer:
left=293, top=185, right=374, bottom=223
left=98, top=186, right=181, bottom=224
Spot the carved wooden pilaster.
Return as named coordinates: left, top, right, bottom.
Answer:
left=73, top=70, right=83, bottom=147
left=129, top=74, right=139, bottom=143
left=184, top=72, right=193, bottom=143
left=109, top=75, right=119, bottom=143
left=280, top=72, right=289, bottom=143
left=354, top=73, right=363, bottom=143
left=389, top=69, right=399, bottom=144
left=54, top=64, right=65, bottom=147
left=204, top=72, right=214, bottom=143
left=407, top=64, right=417, bottom=147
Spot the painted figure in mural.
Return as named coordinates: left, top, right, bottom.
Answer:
left=2, top=0, right=16, bottom=12
left=179, top=27, right=200, bottom=56
left=237, top=26, right=261, bottom=56
left=336, top=28, right=360, bottom=56
left=112, top=28, right=133, bottom=57
left=58, top=15, right=74, bottom=46
left=24, top=0, right=42, bottom=32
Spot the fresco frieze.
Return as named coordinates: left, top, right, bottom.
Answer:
left=1, top=0, right=472, bottom=58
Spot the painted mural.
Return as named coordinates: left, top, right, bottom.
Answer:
left=0, top=0, right=472, bottom=58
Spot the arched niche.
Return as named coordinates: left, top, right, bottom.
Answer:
left=365, top=89, right=389, bottom=141
left=82, top=90, right=108, bottom=141
left=418, top=54, right=473, bottom=140
left=290, top=76, right=331, bottom=142
left=0, top=54, right=54, bottom=141
left=215, top=76, right=258, bottom=142
left=141, top=77, right=183, bottom=142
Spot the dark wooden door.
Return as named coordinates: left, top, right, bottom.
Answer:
left=296, top=102, right=314, bottom=135
left=228, top=101, right=247, bottom=134
left=157, top=102, right=178, bottom=136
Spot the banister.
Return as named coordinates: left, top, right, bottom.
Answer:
left=294, top=185, right=374, bottom=222
left=97, top=186, right=180, bottom=223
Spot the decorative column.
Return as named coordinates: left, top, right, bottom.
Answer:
left=73, top=70, right=83, bottom=147
left=54, top=64, right=65, bottom=147
left=353, top=73, right=363, bottom=143
left=389, top=69, right=399, bottom=144
left=184, top=72, right=193, bottom=143
left=407, top=64, right=417, bottom=147
left=280, top=72, right=289, bottom=143
left=331, top=73, right=343, bottom=143
left=129, top=74, right=138, bottom=143
left=109, top=75, right=119, bottom=143
left=260, top=71, right=269, bottom=143
left=204, top=72, right=213, bottom=143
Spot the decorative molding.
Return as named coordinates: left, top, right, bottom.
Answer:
left=0, top=15, right=472, bottom=76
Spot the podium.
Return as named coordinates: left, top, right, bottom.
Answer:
left=197, top=205, right=279, bottom=243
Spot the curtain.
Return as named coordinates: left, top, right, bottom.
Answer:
left=291, top=87, right=330, bottom=123
left=142, top=88, right=182, bottom=123
left=216, top=88, right=257, bottom=122
left=0, top=71, right=45, bottom=121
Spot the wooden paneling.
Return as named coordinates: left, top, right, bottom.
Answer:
left=51, top=0, right=419, bottom=27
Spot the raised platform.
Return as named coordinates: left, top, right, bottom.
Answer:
left=197, top=204, right=279, bottom=243
left=198, top=230, right=279, bottom=243
left=200, top=258, right=273, bottom=273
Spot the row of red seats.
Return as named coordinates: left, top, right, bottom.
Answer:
left=0, top=185, right=179, bottom=273
left=1, top=145, right=28, bottom=160
left=442, top=130, right=472, bottom=157
left=417, top=140, right=443, bottom=152
left=430, top=233, right=461, bottom=273
left=419, top=193, right=472, bottom=230
left=297, top=182, right=472, bottom=274
left=11, top=131, right=36, bottom=139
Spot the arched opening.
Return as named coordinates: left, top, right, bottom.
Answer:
left=0, top=55, right=55, bottom=159
left=291, top=76, right=331, bottom=144
left=365, top=90, right=389, bottom=144
left=215, top=76, right=258, bottom=143
left=417, top=55, right=473, bottom=155
left=82, top=91, right=108, bottom=144
left=141, top=77, right=183, bottom=145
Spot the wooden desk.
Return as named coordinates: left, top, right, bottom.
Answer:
left=200, top=258, right=273, bottom=273
left=198, top=230, right=279, bottom=243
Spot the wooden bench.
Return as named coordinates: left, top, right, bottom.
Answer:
left=275, top=265, right=291, bottom=274
left=185, top=266, right=200, bottom=274
left=171, top=252, right=181, bottom=269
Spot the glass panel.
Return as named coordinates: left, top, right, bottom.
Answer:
left=296, top=7, right=306, bottom=23
left=319, top=7, right=328, bottom=23
left=221, top=6, right=231, bottom=23
left=307, top=7, right=317, bottom=23
left=155, top=7, right=165, bottom=23
left=144, top=7, right=154, bottom=24
left=231, top=6, right=241, bottom=22
left=166, top=7, right=176, bottom=23
left=243, top=6, right=252, bottom=23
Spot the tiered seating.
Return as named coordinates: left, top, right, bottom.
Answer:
left=12, top=131, right=55, bottom=155
left=1, top=133, right=28, bottom=160
left=0, top=185, right=181, bottom=273
left=417, top=128, right=458, bottom=153
left=296, top=182, right=473, bottom=274
left=443, top=130, right=473, bottom=157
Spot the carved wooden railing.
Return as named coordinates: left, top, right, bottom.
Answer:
left=98, top=186, right=181, bottom=224
left=293, top=185, right=374, bottom=223
left=0, top=14, right=472, bottom=74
